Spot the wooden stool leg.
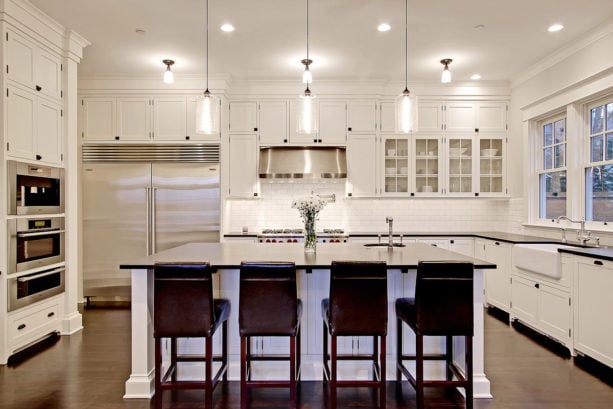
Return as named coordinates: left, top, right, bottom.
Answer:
left=155, top=337, right=162, bottom=409
left=330, top=335, right=338, bottom=409
left=170, top=338, right=177, bottom=381
left=380, top=335, right=387, bottom=409
left=373, top=335, right=379, bottom=380
left=416, top=334, right=424, bottom=409
left=446, top=335, right=453, bottom=381
left=290, top=336, right=297, bottom=409
left=240, top=336, right=247, bottom=409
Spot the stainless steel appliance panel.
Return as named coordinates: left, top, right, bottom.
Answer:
left=151, top=163, right=220, bottom=253
left=8, top=216, right=65, bottom=272
left=8, top=266, right=65, bottom=311
left=7, top=160, right=65, bottom=215
left=82, top=163, right=151, bottom=289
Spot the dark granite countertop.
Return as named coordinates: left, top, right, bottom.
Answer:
left=559, top=246, right=613, bottom=262
left=348, top=231, right=562, bottom=244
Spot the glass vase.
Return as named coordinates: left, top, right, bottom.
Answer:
left=304, top=217, right=317, bottom=253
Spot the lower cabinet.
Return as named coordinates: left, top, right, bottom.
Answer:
left=7, top=295, right=63, bottom=353
left=511, top=272, right=572, bottom=351
left=574, top=257, right=613, bottom=368
left=475, top=239, right=512, bottom=313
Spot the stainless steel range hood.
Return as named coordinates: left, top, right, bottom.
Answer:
left=259, top=147, right=347, bottom=179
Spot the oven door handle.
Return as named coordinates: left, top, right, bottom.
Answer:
left=17, top=229, right=65, bottom=238
left=17, top=267, right=65, bottom=282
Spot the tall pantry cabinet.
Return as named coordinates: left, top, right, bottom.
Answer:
left=0, top=0, right=89, bottom=364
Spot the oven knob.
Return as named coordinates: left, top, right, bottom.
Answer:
left=272, top=239, right=277, bottom=243
left=266, top=239, right=271, bottom=243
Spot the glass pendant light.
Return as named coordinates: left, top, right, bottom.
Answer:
left=296, top=0, right=318, bottom=134
left=196, top=0, right=220, bottom=135
left=395, top=0, right=418, bottom=133
left=162, top=59, right=175, bottom=84
left=440, top=58, right=452, bottom=83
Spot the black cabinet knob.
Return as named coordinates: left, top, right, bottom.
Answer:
left=115, top=136, right=120, bottom=140
left=348, top=127, right=352, bottom=131
left=283, top=139, right=288, bottom=143
left=18, top=324, right=26, bottom=330
left=254, top=127, right=258, bottom=131
left=313, top=138, right=317, bottom=143
left=475, top=128, right=479, bottom=132
left=318, top=139, right=322, bottom=143
left=35, top=85, right=42, bottom=91
left=35, top=154, right=42, bottom=160
left=253, top=192, right=258, bottom=197
left=534, top=283, right=540, bottom=289
left=348, top=193, right=352, bottom=197
left=47, top=312, right=55, bottom=318
left=185, top=136, right=190, bottom=140
left=475, top=192, right=479, bottom=197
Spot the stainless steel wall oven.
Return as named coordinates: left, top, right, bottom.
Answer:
left=8, top=216, right=65, bottom=273
left=8, top=266, right=65, bottom=311
left=7, top=160, right=64, bottom=215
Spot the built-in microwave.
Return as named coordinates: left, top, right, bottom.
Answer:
left=8, top=217, right=65, bottom=273
left=7, top=160, right=64, bottom=215
left=8, top=266, right=65, bottom=312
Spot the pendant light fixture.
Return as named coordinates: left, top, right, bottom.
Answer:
left=196, top=0, right=220, bottom=135
left=296, top=0, right=318, bottom=135
left=395, top=0, right=418, bottom=133
left=440, top=58, right=452, bottom=83
left=162, top=59, right=175, bottom=84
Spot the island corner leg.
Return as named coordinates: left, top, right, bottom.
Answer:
left=472, top=268, right=492, bottom=398
left=124, top=268, right=155, bottom=399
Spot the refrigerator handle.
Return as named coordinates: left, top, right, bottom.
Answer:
left=145, top=187, right=151, bottom=256
left=151, top=187, right=157, bottom=254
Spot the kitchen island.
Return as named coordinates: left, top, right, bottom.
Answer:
left=120, top=242, right=495, bottom=400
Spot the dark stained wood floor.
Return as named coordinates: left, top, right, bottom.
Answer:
left=1, top=307, right=612, bottom=409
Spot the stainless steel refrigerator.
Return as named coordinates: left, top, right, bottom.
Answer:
left=82, top=157, right=220, bottom=299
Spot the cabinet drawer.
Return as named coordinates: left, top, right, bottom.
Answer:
left=8, top=301, right=61, bottom=348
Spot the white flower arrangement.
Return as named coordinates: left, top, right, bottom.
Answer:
left=291, top=195, right=327, bottom=223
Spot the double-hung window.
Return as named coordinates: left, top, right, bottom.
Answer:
left=538, top=115, right=567, bottom=219
left=585, top=100, right=613, bottom=222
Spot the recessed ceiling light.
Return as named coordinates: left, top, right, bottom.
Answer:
left=220, top=23, right=235, bottom=32
left=548, top=24, right=564, bottom=32
left=135, top=29, right=146, bottom=35
left=471, top=74, right=481, bottom=80
left=377, top=23, right=391, bottom=32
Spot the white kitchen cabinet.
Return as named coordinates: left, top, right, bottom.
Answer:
left=445, top=102, right=507, bottom=133
left=7, top=294, right=63, bottom=352
left=414, top=135, right=442, bottom=195
left=380, top=101, right=443, bottom=133
left=448, top=238, right=474, bottom=257
left=229, top=101, right=258, bottom=133
left=152, top=97, right=187, bottom=141
left=81, top=97, right=116, bottom=141
left=574, top=257, right=613, bottom=368
left=228, top=134, right=259, bottom=198
left=446, top=135, right=474, bottom=195
left=6, top=28, right=62, bottom=102
left=511, top=256, right=573, bottom=352
left=347, top=100, right=376, bottom=133
left=82, top=96, right=150, bottom=141
left=6, top=84, right=62, bottom=164
left=186, top=96, right=221, bottom=141
left=116, top=97, right=151, bottom=141
left=318, top=101, right=347, bottom=145
left=382, top=136, right=410, bottom=195
left=476, top=239, right=512, bottom=313
left=258, top=101, right=288, bottom=145
left=347, top=134, right=377, bottom=197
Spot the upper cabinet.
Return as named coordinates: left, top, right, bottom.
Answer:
left=258, top=101, right=288, bottom=145
left=445, top=101, right=507, bottom=133
left=380, top=101, right=443, bottom=133
left=81, top=95, right=220, bottom=142
left=317, top=101, right=347, bottom=145
left=228, top=101, right=258, bottom=133
left=347, top=100, right=376, bottom=133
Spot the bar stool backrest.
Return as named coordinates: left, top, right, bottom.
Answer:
left=239, top=262, right=298, bottom=336
left=329, top=261, right=388, bottom=335
left=415, top=261, right=474, bottom=336
left=154, top=262, right=215, bottom=337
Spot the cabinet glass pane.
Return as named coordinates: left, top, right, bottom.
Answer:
left=383, top=138, right=409, bottom=194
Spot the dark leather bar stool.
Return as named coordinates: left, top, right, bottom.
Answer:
left=239, top=262, right=302, bottom=409
left=322, top=260, right=388, bottom=409
left=396, top=261, right=474, bottom=409
left=153, top=262, right=230, bottom=409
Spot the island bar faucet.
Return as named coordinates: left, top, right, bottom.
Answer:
left=386, top=216, right=394, bottom=247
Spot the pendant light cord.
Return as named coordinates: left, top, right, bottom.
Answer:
left=306, top=0, right=310, bottom=61
left=206, top=0, right=209, bottom=91
left=404, top=0, right=408, bottom=89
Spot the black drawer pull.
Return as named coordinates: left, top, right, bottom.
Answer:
left=313, top=138, right=317, bottom=143
left=18, top=324, right=26, bottom=330
left=534, top=283, right=540, bottom=289
left=47, top=312, right=55, bottom=318
left=495, top=242, right=500, bottom=246
left=594, top=260, right=604, bottom=266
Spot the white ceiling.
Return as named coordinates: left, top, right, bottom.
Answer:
left=30, top=0, right=613, bottom=83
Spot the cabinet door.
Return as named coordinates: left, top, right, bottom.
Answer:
left=319, top=101, right=346, bottom=145
left=538, top=283, right=571, bottom=344
left=484, top=241, right=512, bottom=312
left=347, top=100, right=376, bottom=133
left=510, top=274, right=538, bottom=326
left=153, top=97, right=187, bottom=141
left=186, top=96, right=220, bottom=141
left=35, top=48, right=62, bottom=101
left=347, top=134, right=377, bottom=197
left=117, top=97, right=151, bottom=141
left=82, top=97, right=116, bottom=141
left=379, top=101, right=395, bottom=132
left=6, top=85, right=36, bottom=160
left=6, top=29, right=35, bottom=89
left=36, top=99, right=62, bottom=164
left=414, top=136, right=442, bottom=195
left=228, top=134, right=259, bottom=198
left=382, top=137, right=410, bottom=195
left=478, top=133, right=506, bottom=196
left=445, top=102, right=476, bottom=133
left=258, top=101, right=288, bottom=145
left=447, top=136, right=475, bottom=195
left=448, top=238, right=474, bottom=257
left=476, top=102, right=507, bottom=133
left=575, top=260, right=613, bottom=367
left=229, top=101, right=257, bottom=132
left=417, top=102, right=444, bottom=133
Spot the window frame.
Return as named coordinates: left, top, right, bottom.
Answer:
left=536, top=113, right=568, bottom=220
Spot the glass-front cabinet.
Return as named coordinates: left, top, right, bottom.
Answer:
left=382, top=137, right=410, bottom=195
left=479, top=135, right=505, bottom=195
left=447, top=137, right=474, bottom=195
left=414, top=136, right=442, bottom=195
